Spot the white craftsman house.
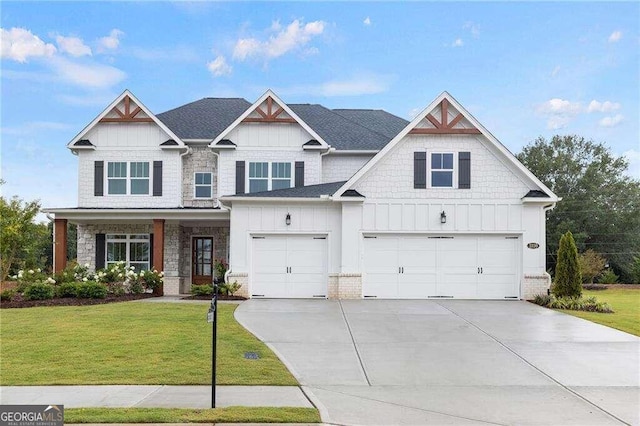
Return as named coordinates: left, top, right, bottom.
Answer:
left=45, top=89, right=558, bottom=300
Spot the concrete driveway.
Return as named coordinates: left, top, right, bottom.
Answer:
left=235, top=299, right=639, bottom=425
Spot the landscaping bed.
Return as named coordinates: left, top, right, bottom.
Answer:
left=1, top=292, right=157, bottom=308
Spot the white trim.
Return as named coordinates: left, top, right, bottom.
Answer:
left=328, top=150, right=379, bottom=155
left=427, top=151, right=457, bottom=189
left=220, top=196, right=332, bottom=203
left=209, top=90, right=330, bottom=149
left=67, top=89, right=186, bottom=149
left=42, top=208, right=230, bottom=223
left=194, top=171, right=214, bottom=200
left=333, top=92, right=559, bottom=202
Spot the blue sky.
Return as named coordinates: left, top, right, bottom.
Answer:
left=2, top=1, right=638, bottom=211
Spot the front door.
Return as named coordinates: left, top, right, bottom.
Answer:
left=192, top=237, right=214, bottom=285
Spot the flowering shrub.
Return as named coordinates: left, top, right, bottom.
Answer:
left=12, top=268, right=49, bottom=291
left=53, top=262, right=94, bottom=284
left=95, top=262, right=129, bottom=284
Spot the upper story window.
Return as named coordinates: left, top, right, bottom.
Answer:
left=248, top=162, right=292, bottom=193
left=194, top=172, right=213, bottom=199
left=430, top=153, right=455, bottom=188
left=107, top=161, right=150, bottom=195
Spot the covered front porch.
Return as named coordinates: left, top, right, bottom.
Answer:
left=45, top=208, right=230, bottom=295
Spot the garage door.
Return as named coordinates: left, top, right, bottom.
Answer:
left=363, top=235, right=519, bottom=299
left=251, top=234, right=327, bottom=298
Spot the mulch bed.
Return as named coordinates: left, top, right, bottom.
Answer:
left=1, top=293, right=159, bottom=309
left=182, top=295, right=246, bottom=301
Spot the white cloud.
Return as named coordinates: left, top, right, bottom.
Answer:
left=608, top=30, right=622, bottom=43
left=536, top=98, right=582, bottom=129
left=587, top=100, right=621, bottom=113
left=97, top=29, right=124, bottom=51
left=207, top=55, right=232, bottom=76
left=1, top=27, right=56, bottom=62
left=463, top=22, right=480, bottom=38
left=49, top=56, right=126, bottom=88
left=363, top=17, right=371, bottom=26
left=452, top=38, right=464, bottom=47
left=598, top=114, right=624, bottom=127
left=55, top=35, right=92, bottom=57
left=232, top=19, right=326, bottom=61
left=1, top=121, right=71, bottom=136
left=537, top=98, right=582, bottom=115
left=622, top=149, right=640, bottom=178
left=58, top=92, right=119, bottom=106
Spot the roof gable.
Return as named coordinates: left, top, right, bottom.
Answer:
left=67, top=90, right=185, bottom=149
left=209, top=90, right=329, bottom=148
left=333, top=91, right=559, bottom=201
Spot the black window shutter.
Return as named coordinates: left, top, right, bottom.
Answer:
left=94, top=161, right=104, bottom=196
left=153, top=161, right=163, bottom=196
left=95, top=234, right=106, bottom=269
left=149, top=233, right=154, bottom=269
left=295, top=162, right=304, bottom=187
left=414, top=152, right=426, bottom=189
left=459, top=152, right=471, bottom=189
left=236, top=161, right=245, bottom=194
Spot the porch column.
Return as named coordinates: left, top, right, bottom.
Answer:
left=153, top=219, right=165, bottom=296
left=53, top=218, right=68, bottom=273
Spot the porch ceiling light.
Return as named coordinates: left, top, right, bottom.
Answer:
left=440, top=211, right=447, bottom=224
left=286, top=213, right=291, bottom=226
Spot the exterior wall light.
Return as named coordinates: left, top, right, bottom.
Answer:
left=440, top=211, right=447, bottom=224
left=286, top=213, right=291, bottom=226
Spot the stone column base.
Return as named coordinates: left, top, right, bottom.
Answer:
left=337, top=273, right=362, bottom=299
left=226, top=272, right=249, bottom=298
left=163, top=277, right=183, bottom=296
left=522, top=273, right=551, bottom=300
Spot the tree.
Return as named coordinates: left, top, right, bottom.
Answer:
left=632, top=257, right=640, bottom=284
left=578, top=249, right=606, bottom=284
left=0, top=195, right=49, bottom=282
left=553, top=231, right=582, bottom=297
left=517, top=135, right=640, bottom=282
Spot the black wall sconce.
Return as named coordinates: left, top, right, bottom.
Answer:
left=440, top=211, right=447, bottom=224
left=285, top=213, right=291, bottom=226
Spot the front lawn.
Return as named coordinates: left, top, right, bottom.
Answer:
left=559, top=288, right=640, bottom=336
left=0, top=302, right=297, bottom=385
left=65, top=407, right=321, bottom=424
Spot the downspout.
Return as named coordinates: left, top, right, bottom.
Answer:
left=210, top=150, right=221, bottom=209
left=178, top=146, right=192, bottom=208
left=542, top=202, right=558, bottom=293
left=319, top=146, right=335, bottom=182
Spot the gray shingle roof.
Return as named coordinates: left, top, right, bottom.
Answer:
left=156, top=98, right=408, bottom=150
left=231, top=181, right=347, bottom=198
left=157, top=98, right=251, bottom=140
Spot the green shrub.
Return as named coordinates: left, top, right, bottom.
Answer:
left=105, top=281, right=126, bottom=296
left=191, top=284, right=213, bottom=296
left=215, top=259, right=228, bottom=282
left=127, top=280, right=144, bottom=295
left=582, top=284, right=607, bottom=291
left=578, top=249, right=606, bottom=284
left=553, top=231, right=582, bottom=297
left=56, top=282, right=79, bottom=298
left=76, top=282, right=107, bottom=299
left=219, top=281, right=242, bottom=296
left=533, top=294, right=613, bottom=313
left=1, top=289, right=16, bottom=301
left=632, top=256, right=640, bottom=284
left=23, top=283, right=55, bottom=300
left=599, top=269, right=619, bottom=284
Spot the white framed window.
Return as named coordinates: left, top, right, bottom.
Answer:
left=106, top=234, right=150, bottom=271
left=429, top=152, right=455, bottom=188
left=194, top=172, right=213, bottom=199
left=248, top=161, right=293, bottom=193
left=107, top=162, right=127, bottom=195
left=107, top=161, right=150, bottom=195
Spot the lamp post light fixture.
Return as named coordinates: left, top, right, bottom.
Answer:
left=440, top=211, right=447, bottom=224
left=285, top=213, right=291, bottom=226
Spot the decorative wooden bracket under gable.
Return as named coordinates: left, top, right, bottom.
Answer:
left=99, top=95, right=154, bottom=123
left=409, top=98, right=481, bottom=134
left=242, top=96, right=296, bottom=123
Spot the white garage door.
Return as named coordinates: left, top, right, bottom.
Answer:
left=363, top=235, right=519, bottom=299
left=251, top=234, right=327, bottom=298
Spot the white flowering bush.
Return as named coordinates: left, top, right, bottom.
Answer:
left=125, top=269, right=164, bottom=294
left=11, top=268, right=49, bottom=291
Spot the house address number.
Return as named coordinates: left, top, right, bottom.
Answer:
left=527, top=242, right=540, bottom=249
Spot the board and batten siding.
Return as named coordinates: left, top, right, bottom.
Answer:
left=322, top=154, right=374, bottom=183
left=229, top=202, right=342, bottom=276
left=77, top=123, right=181, bottom=208
left=225, top=122, right=314, bottom=149
left=354, top=134, right=532, bottom=199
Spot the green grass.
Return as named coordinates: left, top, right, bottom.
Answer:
left=559, top=288, right=640, bottom=336
left=65, top=407, right=321, bottom=424
left=0, top=302, right=297, bottom=385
